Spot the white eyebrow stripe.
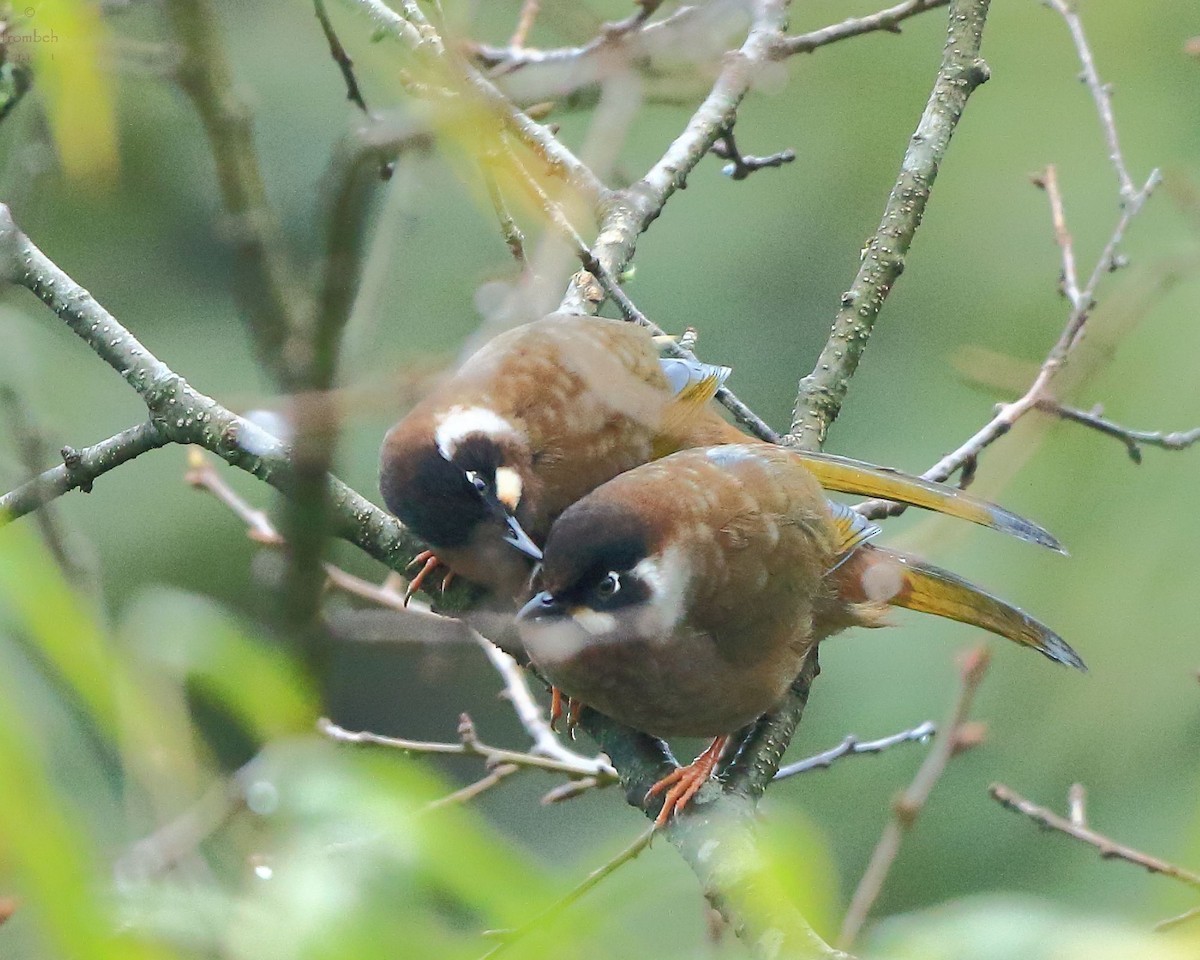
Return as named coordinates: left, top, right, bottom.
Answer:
left=434, top=406, right=517, bottom=459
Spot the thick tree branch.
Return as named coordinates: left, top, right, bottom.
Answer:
left=0, top=205, right=425, bottom=575
left=788, top=0, right=992, bottom=449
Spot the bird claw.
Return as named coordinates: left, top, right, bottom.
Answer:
left=645, top=736, right=728, bottom=827
left=403, top=550, right=455, bottom=605
left=548, top=687, right=584, bottom=739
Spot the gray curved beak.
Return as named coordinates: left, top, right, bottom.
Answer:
left=517, top=590, right=563, bottom=623
left=501, top=513, right=543, bottom=561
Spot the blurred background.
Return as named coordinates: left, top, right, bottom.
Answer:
left=0, top=0, right=1198, bottom=958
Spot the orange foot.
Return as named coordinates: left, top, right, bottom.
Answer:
left=403, top=550, right=457, bottom=606
left=646, top=735, right=730, bottom=827
left=549, top=687, right=585, bottom=739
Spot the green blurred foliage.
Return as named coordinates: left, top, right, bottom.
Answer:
left=0, top=0, right=1198, bottom=957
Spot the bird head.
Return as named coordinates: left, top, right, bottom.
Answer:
left=380, top=405, right=542, bottom=562
left=516, top=495, right=691, bottom=665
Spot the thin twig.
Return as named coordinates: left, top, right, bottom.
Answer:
left=857, top=3, right=1163, bottom=517
left=0, top=421, right=168, bottom=523
left=989, top=783, right=1200, bottom=889
left=775, top=0, right=950, bottom=57
left=838, top=647, right=990, bottom=948
left=0, top=386, right=99, bottom=590
left=710, top=125, right=795, bottom=181
left=314, top=0, right=371, bottom=115
left=480, top=827, right=656, bottom=959
left=773, top=721, right=936, bottom=781
left=1040, top=402, right=1200, bottom=465
left=1042, top=0, right=1136, bottom=202
left=1067, top=782, right=1087, bottom=828
left=1156, top=904, right=1200, bottom=933
left=507, top=0, right=540, bottom=49
left=426, top=764, right=520, bottom=810
left=1039, top=164, right=1083, bottom=311
left=318, top=716, right=612, bottom=781
left=581, top=0, right=791, bottom=287
left=482, top=160, right=528, bottom=264
left=339, top=0, right=607, bottom=208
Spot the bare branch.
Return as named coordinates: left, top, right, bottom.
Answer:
left=1156, top=904, right=1200, bottom=933
left=314, top=0, right=371, bottom=115
left=857, top=1, right=1162, bottom=516
left=318, top=716, right=614, bottom=782
left=0, top=421, right=168, bottom=522
left=773, top=721, right=936, bottom=781
left=507, top=0, right=540, bottom=49
left=0, top=204, right=427, bottom=577
left=776, top=0, right=950, bottom=57
left=710, top=125, right=796, bottom=181
left=583, top=0, right=791, bottom=285
left=1040, top=401, right=1200, bottom=464
left=1043, top=0, right=1136, bottom=202
left=481, top=827, right=656, bottom=958
left=788, top=0, right=992, bottom=449
left=839, top=647, right=990, bottom=948
left=426, top=764, right=520, bottom=810
left=990, top=783, right=1200, bottom=889
left=338, top=0, right=607, bottom=207
left=1039, top=164, right=1083, bottom=311
left=471, top=0, right=681, bottom=72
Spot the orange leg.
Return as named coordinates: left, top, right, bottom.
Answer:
left=403, top=550, right=455, bottom=606
left=549, top=687, right=564, bottom=730
left=549, top=688, right=585, bottom=738
left=565, top=696, right=583, bottom=740
left=646, top=736, right=729, bottom=827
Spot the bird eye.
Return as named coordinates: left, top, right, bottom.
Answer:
left=465, top=470, right=489, bottom=494
left=595, top=572, right=620, bottom=599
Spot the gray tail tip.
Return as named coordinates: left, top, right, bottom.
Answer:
left=1000, top=513, right=1068, bottom=555
left=1042, top=633, right=1087, bottom=672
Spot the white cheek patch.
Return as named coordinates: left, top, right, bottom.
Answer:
left=495, top=466, right=523, bottom=510
left=570, top=606, right=617, bottom=636
left=521, top=619, right=590, bottom=665
left=631, top=546, right=690, bottom=640
left=434, top=406, right=517, bottom=460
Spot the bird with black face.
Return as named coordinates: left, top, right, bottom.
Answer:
left=380, top=313, right=1063, bottom=603
left=517, top=443, right=1084, bottom=826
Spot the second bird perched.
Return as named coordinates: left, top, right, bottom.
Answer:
left=517, top=443, right=1084, bottom=823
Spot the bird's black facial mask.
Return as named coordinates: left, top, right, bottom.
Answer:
left=453, top=436, right=541, bottom=560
